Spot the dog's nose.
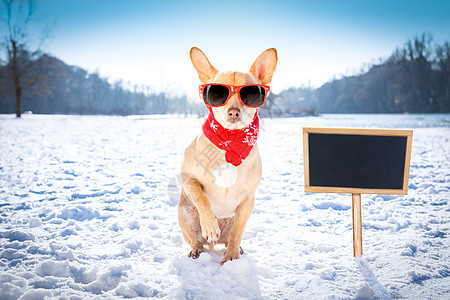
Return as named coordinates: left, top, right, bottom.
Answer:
left=227, top=108, right=240, bottom=119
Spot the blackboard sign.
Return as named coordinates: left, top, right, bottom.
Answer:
left=302, top=127, right=413, bottom=257
left=303, top=127, right=413, bottom=195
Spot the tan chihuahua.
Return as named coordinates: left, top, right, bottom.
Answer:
left=178, top=47, right=277, bottom=264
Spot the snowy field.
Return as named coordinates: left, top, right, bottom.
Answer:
left=0, top=113, right=449, bottom=299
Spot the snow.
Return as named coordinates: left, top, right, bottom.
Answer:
left=0, top=113, right=449, bottom=299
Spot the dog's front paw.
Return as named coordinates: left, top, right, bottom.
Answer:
left=199, top=214, right=220, bottom=244
left=220, top=247, right=242, bottom=265
left=188, top=248, right=203, bottom=259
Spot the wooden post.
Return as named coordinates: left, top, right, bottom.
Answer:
left=352, top=193, right=363, bottom=257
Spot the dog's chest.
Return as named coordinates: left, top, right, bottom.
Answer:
left=187, top=134, right=260, bottom=218
left=204, top=185, right=244, bottom=219
left=202, top=159, right=257, bottom=219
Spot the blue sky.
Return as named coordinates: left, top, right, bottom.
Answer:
left=14, top=0, right=450, bottom=97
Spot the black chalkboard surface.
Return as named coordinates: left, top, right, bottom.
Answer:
left=303, top=127, right=413, bottom=195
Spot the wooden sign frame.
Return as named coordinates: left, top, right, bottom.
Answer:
left=303, top=127, right=413, bottom=195
left=303, top=127, right=413, bottom=256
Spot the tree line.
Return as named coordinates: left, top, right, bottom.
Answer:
left=0, top=53, right=200, bottom=115
left=277, top=34, right=450, bottom=114
left=0, top=0, right=206, bottom=117
left=1, top=34, right=449, bottom=116
left=1, top=2, right=449, bottom=116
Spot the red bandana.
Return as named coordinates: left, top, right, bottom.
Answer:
left=202, top=108, right=259, bottom=167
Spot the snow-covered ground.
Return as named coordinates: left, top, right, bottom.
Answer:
left=0, top=113, right=449, bottom=299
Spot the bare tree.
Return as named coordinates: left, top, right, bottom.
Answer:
left=1, top=0, right=50, bottom=117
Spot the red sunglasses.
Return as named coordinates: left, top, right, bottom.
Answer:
left=199, top=84, right=270, bottom=108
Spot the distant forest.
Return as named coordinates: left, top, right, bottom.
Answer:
left=274, top=34, right=450, bottom=115
left=0, top=54, right=198, bottom=116
left=1, top=34, right=449, bottom=115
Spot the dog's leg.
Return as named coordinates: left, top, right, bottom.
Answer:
left=178, top=191, right=205, bottom=258
left=221, top=195, right=255, bottom=265
left=182, top=176, right=220, bottom=246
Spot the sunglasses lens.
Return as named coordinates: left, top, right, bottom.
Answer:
left=240, top=86, right=266, bottom=107
left=203, top=85, right=229, bottom=106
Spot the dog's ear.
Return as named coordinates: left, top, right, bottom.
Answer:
left=249, top=48, right=278, bottom=84
left=190, top=47, right=217, bottom=83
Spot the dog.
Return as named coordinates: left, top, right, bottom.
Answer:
left=178, top=47, right=277, bottom=264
